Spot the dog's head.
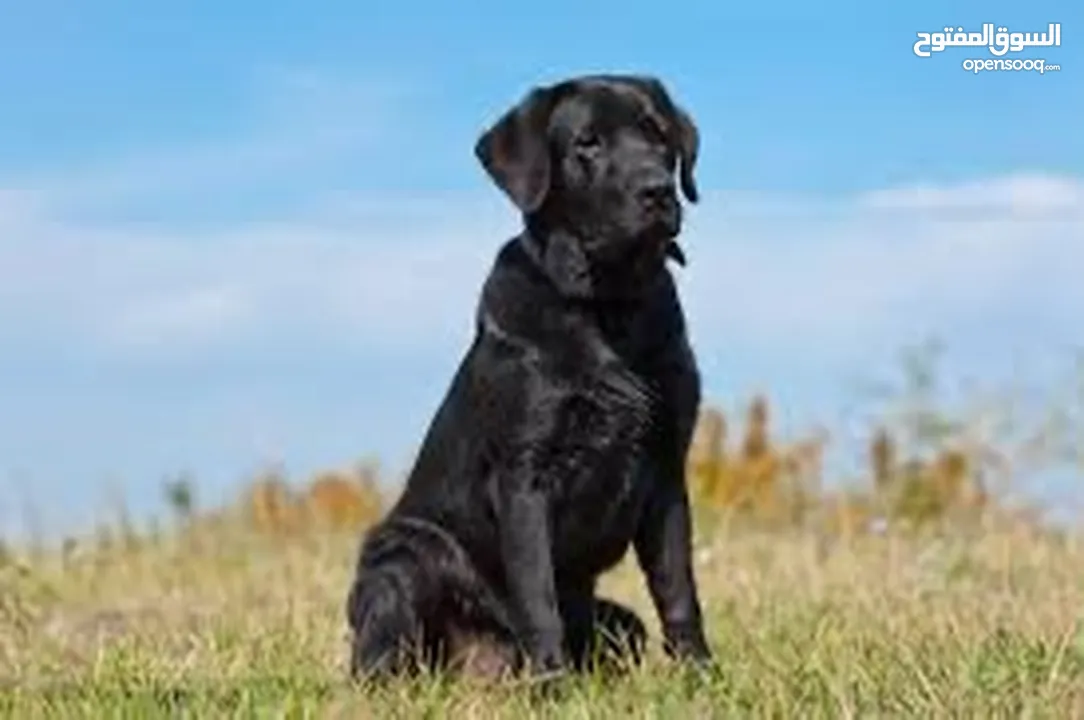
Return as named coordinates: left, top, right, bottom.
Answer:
left=475, top=74, right=699, bottom=288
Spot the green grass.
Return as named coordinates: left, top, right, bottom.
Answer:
left=3, top=513, right=1084, bottom=718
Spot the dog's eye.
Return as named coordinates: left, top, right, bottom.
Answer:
left=574, top=132, right=602, bottom=153
left=639, top=119, right=667, bottom=146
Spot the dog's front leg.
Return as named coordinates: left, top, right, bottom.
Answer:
left=633, top=475, right=712, bottom=664
left=496, top=484, right=568, bottom=676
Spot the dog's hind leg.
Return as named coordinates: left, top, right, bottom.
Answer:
left=346, top=573, right=418, bottom=679
left=561, top=589, right=647, bottom=672
left=592, top=597, right=647, bottom=667
left=346, top=568, right=426, bottom=680
left=346, top=517, right=524, bottom=682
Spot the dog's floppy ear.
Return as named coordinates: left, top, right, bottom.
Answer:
left=474, top=85, right=560, bottom=214
left=632, top=77, right=700, bottom=204
left=671, top=103, right=700, bottom=204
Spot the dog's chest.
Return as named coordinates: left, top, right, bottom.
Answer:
left=547, top=331, right=665, bottom=573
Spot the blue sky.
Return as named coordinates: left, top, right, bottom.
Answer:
left=0, top=1, right=1081, bottom=538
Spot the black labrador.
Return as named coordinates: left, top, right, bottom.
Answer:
left=346, top=73, right=712, bottom=681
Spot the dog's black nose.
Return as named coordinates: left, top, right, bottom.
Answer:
left=638, top=177, right=676, bottom=206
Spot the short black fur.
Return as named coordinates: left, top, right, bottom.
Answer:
left=346, top=74, right=712, bottom=681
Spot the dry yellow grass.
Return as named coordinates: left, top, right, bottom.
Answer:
left=2, top=508, right=1083, bottom=717
left=686, top=396, right=992, bottom=535
left=2, top=352, right=1082, bottom=716
left=241, top=461, right=385, bottom=536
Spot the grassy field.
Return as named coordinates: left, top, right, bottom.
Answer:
left=3, top=510, right=1084, bottom=718
left=3, top=351, right=1083, bottom=717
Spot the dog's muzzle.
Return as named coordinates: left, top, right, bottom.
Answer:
left=637, top=176, right=676, bottom=209
left=635, top=171, right=680, bottom=229
left=632, top=178, right=683, bottom=266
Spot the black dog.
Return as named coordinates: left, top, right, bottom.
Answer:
left=346, top=74, right=712, bottom=681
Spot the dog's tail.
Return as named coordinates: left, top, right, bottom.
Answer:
left=346, top=515, right=520, bottom=679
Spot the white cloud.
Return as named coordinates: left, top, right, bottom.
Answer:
left=0, top=174, right=1081, bottom=365
left=860, top=174, right=1084, bottom=214
left=106, top=282, right=257, bottom=351
left=679, top=175, right=1083, bottom=357
left=1, top=169, right=1081, bottom=534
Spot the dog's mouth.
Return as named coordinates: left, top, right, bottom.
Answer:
left=643, top=211, right=686, bottom=267
left=635, top=226, right=686, bottom=269
left=645, top=199, right=681, bottom=242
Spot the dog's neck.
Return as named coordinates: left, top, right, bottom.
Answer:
left=519, top=224, right=594, bottom=300
left=519, top=220, right=669, bottom=304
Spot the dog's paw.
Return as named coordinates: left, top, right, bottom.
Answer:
left=662, top=624, right=713, bottom=665
left=527, top=646, right=569, bottom=675
left=520, top=665, right=570, bottom=700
